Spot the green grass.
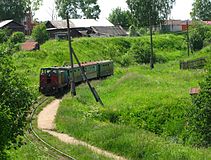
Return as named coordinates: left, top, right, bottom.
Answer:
left=55, top=62, right=211, bottom=159
left=12, top=34, right=186, bottom=96
left=9, top=35, right=211, bottom=159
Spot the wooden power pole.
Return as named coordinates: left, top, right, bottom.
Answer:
left=66, top=13, right=76, bottom=96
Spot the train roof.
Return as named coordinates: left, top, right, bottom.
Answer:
left=41, top=60, right=113, bottom=70
left=96, top=60, right=113, bottom=64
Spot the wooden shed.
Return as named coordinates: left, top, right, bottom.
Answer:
left=0, top=20, right=25, bottom=33
left=45, top=19, right=127, bottom=38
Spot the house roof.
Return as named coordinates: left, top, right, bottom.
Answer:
left=46, top=19, right=114, bottom=29
left=0, top=20, right=13, bottom=28
left=91, top=26, right=127, bottom=36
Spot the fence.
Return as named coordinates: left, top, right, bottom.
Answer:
left=180, top=57, right=207, bottom=70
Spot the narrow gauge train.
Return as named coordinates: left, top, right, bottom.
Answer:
left=39, top=60, right=113, bottom=95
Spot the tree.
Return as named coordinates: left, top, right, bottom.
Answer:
left=191, top=0, right=211, bottom=21
left=0, top=0, right=42, bottom=22
left=108, top=7, right=132, bottom=30
left=9, top=32, right=25, bottom=44
left=32, top=23, right=49, bottom=44
left=189, top=21, right=211, bottom=51
left=0, top=0, right=27, bottom=22
left=126, top=0, right=175, bottom=69
left=0, top=44, right=34, bottom=158
left=55, top=0, right=101, bottom=19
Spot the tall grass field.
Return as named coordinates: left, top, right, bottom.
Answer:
left=10, top=34, right=211, bottom=159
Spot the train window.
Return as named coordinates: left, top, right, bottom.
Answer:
left=51, top=70, right=57, bottom=74
left=46, top=70, right=51, bottom=74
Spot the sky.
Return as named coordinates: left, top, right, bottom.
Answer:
left=34, top=0, right=194, bottom=21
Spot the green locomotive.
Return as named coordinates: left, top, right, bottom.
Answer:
left=39, top=60, right=113, bottom=94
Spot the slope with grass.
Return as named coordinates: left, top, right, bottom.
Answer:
left=10, top=34, right=211, bottom=159
left=13, top=34, right=186, bottom=96
left=55, top=61, right=211, bottom=159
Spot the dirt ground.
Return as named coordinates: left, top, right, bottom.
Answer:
left=37, top=99, right=127, bottom=160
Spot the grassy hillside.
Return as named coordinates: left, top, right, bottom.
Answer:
left=13, top=34, right=186, bottom=96
left=11, top=35, right=211, bottom=159
left=55, top=62, right=211, bottom=159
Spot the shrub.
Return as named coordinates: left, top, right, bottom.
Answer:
left=189, top=21, right=211, bottom=51
left=9, top=32, right=25, bottom=44
left=128, top=41, right=159, bottom=64
left=32, top=24, right=49, bottom=44
left=190, top=68, right=211, bottom=147
left=0, top=29, right=10, bottom=43
left=0, top=46, right=34, bottom=158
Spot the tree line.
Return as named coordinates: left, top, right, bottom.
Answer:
left=1, top=0, right=210, bottom=28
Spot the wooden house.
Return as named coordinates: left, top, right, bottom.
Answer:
left=0, top=20, right=25, bottom=33
left=46, top=19, right=127, bottom=38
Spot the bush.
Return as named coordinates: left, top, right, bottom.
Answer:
left=127, top=41, right=166, bottom=64
left=32, top=24, right=49, bottom=44
left=190, top=68, right=211, bottom=147
left=9, top=32, right=25, bottom=44
left=189, top=21, right=211, bottom=51
left=0, top=46, right=34, bottom=158
left=0, top=29, right=10, bottom=43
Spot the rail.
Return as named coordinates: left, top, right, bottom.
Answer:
left=27, top=97, right=77, bottom=160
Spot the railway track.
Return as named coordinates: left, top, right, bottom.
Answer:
left=27, top=97, right=76, bottom=160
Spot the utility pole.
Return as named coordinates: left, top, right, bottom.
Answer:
left=186, top=20, right=190, bottom=57
left=66, top=12, right=76, bottom=96
left=149, top=8, right=154, bottom=69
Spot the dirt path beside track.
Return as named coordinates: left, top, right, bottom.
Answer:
left=37, top=99, right=127, bottom=160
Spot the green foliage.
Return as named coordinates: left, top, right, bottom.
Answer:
left=128, top=41, right=152, bottom=63
left=108, top=7, right=132, bottom=30
left=0, top=0, right=26, bottom=22
left=13, top=35, right=185, bottom=97
left=55, top=0, right=100, bottom=19
left=190, top=21, right=211, bottom=51
left=55, top=63, right=210, bottom=159
left=190, top=68, right=211, bottom=147
left=0, top=45, right=34, bottom=158
left=128, top=25, right=139, bottom=37
left=191, top=0, right=211, bottom=21
left=0, top=0, right=42, bottom=22
left=32, top=23, right=49, bottom=44
left=9, top=32, right=25, bottom=44
left=0, top=29, right=10, bottom=43
left=10, top=35, right=211, bottom=159
left=126, top=0, right=176, bottom=27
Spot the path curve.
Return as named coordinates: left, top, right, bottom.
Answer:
left=37, top=99, right=127, bottom=160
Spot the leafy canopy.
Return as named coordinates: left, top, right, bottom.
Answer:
left=0, top=0, right=42, bottom=22
left=55, top=0, right=101, bottom=19
left=126, top=0, right=175, bottom=27
left=190, top=64, right=211, bottom=147
left=108, top=7, right=132, bottom=29
left=0, top=44, right=34, bottom=158
left=32, top=23, right=49, bottom=44
left=191, top=0, right=211, bottom=21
